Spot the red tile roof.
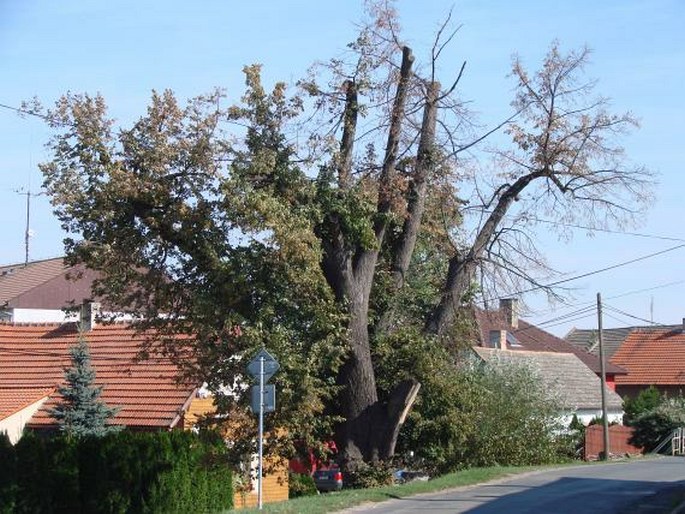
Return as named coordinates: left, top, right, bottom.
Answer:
left=611, top=328, right=685, bottom=385
left=0, top=387, right=54, bottom=420
left=474, top=308, right=626, bottom=375
left=0, top=322, right=198, bottom=429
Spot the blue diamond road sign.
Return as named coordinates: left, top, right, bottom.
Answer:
left=246, top=348, right=280, bottom=383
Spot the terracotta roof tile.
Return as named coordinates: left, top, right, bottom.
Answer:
left=0, top=387, right=54, bottom=420
left=0, top=322, right=198, bottom=429
left=611, top=328, right=685, bottom=385
left=565, top=325, right=682, bottom=361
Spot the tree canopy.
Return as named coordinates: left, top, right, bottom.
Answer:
left=37, top=3, right=652, bottom=466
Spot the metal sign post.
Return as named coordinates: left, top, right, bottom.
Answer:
left=258, top=355, right=264, bottom=509
left=247, top=349, right=279, bottom=510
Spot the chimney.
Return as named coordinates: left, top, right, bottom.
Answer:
left=500, top=298, right=519, bottom=329
left=80, top=301, right=100, bottom=332
left=488, top=330, right=508, bottom=350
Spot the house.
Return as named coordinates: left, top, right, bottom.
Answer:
left=0, top=257, right=100, bottom=322
left=472, top=347, right=624, bottom=425
left=0, top=312, right=289, bottom=508
left=610, top=326, right=685, bottom=398
left=0, top=319, right=200, bottom=442
left=566, top=324, right=681, bottom=361
left=471, top=299, right=627, bottom=391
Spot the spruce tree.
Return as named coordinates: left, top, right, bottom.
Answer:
left=49, top=334, right=120, bottom=438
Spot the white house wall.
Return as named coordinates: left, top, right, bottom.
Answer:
left=559, top=410, right=623, bottom=428
left=10, top=308, right=77, bottom=323
left=0, top=396, right=50, bottom=444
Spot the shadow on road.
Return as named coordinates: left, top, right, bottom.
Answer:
left=380, top=476, right=685, bottom=513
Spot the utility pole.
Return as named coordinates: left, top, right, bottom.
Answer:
left=596, top=292, right=610, bottom=460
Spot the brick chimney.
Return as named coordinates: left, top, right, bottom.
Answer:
left=79, top=301, right=100, bottom=332
left=488, top=330, right=508, bottom=349
left=500, top=298, right=519, bottom=329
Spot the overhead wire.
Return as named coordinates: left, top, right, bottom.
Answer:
left=523, top=279, right=685, bottom=323
left=512, top=243, right=685, bottom=296
left=603, top=303, right=660, bottom=326
left=514, top=215, right=685, bottom=243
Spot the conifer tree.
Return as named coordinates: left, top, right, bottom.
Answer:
left=49, top=334, right=120, bottom=438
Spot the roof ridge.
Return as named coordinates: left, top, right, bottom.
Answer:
left=0, top=256, right=66, bottom=270
left=0, top=321, right=66, bottom=327
left=0, top=320, right=136, bottom=328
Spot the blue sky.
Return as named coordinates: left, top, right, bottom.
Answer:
left=1, top=0, right=683, bottom=335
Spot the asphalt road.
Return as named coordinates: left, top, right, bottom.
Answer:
left=343, top=457, right=685, bottom=514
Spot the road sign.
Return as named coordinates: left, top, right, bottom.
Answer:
left=247, top=348, right=280, bottom=383
left=246, top=348, right=280, bottom=510
left=250, top=384, right=276, bottom=413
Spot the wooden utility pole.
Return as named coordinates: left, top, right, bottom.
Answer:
left=597, top=292, right=610, bottom=460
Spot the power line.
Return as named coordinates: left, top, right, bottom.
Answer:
left=518, top=215, right=685, bottom=243
left=532, top=312, right=596, bottom=331
left=514, top=243, right=685, bottom=296
left=528, top=279, right=685, bottom=319
left=603, top=303, right=660, bottom=326
left=532, top=305, right=597, bottom=328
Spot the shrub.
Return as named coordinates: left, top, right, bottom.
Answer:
left=0, top=433, right=16, bottom=514
left=288, top=472, right=318, bottom=498
left=630, top=396, right=685, bottom=452
left=624, top=386, right=663, bottom=424
left=344, top=461, right=394, bottom=489
left=7, top=430, right=232, bottom=514
left=397, top=351, right=566, bottom=474
left=12, top=431, right=80, bottom=514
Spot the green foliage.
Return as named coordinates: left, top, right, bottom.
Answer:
left=555, top=415, right=585, bottom=460
left=39, top=76, right=347, bottom=463
left=0, top=430, right=232, bottom=514
left=624, top=386, right=663, bottom=424
left=48, top=335, right=120, bottom=439
left=397, top=351, right=566, bottom=474
left=630, top=396, right=685, bottom=452
left=344, top=461, right=394, bottom=489
left=11, top=432, right=79, bottom=514
left=0, top=433, right=16, bottom=514
left=288, top=473, right=318, bottom=499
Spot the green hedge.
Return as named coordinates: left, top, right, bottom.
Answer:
left=0, top=430, right=232, bottom=514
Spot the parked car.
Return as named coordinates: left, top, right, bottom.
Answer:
left=312, top=466, right=343, bottom=492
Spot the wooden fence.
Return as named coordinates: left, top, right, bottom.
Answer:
left=584, top=425, right=642, bottom=460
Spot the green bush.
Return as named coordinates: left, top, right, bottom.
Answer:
left=0, top=433, right=16, bottom=514
left=397, top=350, right=567, bottom=474
left=12, top=431, right=80, bottom=514
left=288, top=472, right=318, bottom=498
left=624, top=386, right=663, bottom=424
left=630, top=396, right=685, bottom=452
left=2, top=430, right=232, bottom=514
left=344, top=461, right=393, bottom=489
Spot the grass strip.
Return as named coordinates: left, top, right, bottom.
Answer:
left=226, top=464, right=550, bottom=514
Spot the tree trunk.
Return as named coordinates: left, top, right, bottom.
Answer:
left=330, top=47, right=416, bottom=467
left=426, top=171, right=545, bottom=336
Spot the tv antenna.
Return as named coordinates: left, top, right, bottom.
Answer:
left=15, top=188, right=45, bottom=267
